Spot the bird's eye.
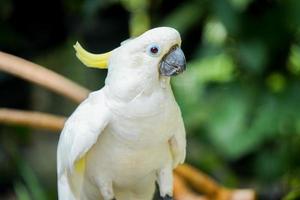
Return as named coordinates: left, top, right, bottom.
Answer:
left=147, top=44, right=161, bottom=57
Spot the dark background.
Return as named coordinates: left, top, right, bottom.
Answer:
left=1, top=0, right=300, bottom=199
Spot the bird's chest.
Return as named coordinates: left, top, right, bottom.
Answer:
left=107, top=94, right=176, bottom=147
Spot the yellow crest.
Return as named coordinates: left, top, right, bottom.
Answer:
left=74, top=42, right=111, bottom=69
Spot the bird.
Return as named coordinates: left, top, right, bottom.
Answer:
left=57, top=27, right=187, bottom=200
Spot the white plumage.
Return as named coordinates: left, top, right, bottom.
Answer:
left=57, top=27, right=186, bottom=200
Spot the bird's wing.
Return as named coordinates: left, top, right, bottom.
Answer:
left=57, top=89, right=110, bottom=198
left=169, top=105, right=186, bottom=168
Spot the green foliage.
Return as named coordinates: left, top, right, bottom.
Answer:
left=288, top=45, right=300, bottom=75
left=14, top=168, right=48, bottom=200
left=121, top=0, right=150, bottom=36
left=161, top=1, right=204, bottom=34
left=165, top=0, right=300, bottom=196
left=17, top=162, right=47, bottom=200
left=15, top=182, right=31, bottom=200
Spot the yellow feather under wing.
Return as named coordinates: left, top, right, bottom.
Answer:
left=67, top=156, right=86, bottom=198
left=75, top=157, right=86, bottom=173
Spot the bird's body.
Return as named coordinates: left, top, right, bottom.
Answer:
left=57, top=27, right=186, bottom=200
left=85, top=83, right=178, bottom=200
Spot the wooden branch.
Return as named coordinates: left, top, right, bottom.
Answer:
left=0, top=51, right=90, bottom=103
left=174, top=173, right=208, bottom=200
left=175, top=165, right=256, bottom=200
left=0, top=108, right=66, bottom=132
left=175, top=165, right=220, bottom=196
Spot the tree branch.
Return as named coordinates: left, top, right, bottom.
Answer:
left=175, top=165, right=256, bottom=200
left=175, top=165, right=220, bottom=195
left=174, top=173, right=209, bottom=200
left=0, top=51, right=89, bottom=103
left=0, top=108, right=66, bottom=132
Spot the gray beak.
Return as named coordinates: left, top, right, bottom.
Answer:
left=160, top=46, right=186, bottom=76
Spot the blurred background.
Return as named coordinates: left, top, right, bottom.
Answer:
left=1, top=0, right=300, bottom=199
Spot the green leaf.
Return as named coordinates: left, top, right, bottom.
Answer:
left=238, top=40, right=268, bottom=74
left=189, top=53, right=235, bottom=83
left=205, top=85, right=253, bottom=158
left=288, top=45, right=300, bottom=76
left=203, top=18, right=228, bottom=46
left=228, top=0, right=254, bottom=11
left=161, top=1, right=204, bottom=34
left=15, top=182, right=31, bottom=200
left=19, top=162, right=47, bottom=200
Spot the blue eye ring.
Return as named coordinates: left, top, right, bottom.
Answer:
left=147, top=44, right=161, bottom=57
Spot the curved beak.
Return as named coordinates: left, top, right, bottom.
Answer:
left=160, top=46, right=186, bottom=76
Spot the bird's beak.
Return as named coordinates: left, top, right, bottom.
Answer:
left=74, top=42, right=111, bottom=69
left=160, top=46, right=186, bottom=76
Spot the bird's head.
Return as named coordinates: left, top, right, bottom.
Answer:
left=74, top=27, right=186, bottom=99
left=114, top=27, right=186, bottom=77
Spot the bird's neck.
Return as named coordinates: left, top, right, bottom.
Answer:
left=105, top=74, right=171, bottom=103
left=103, top=76, right=174, bottom=119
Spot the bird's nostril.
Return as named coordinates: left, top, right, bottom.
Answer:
left=171, top=46, right=177, bottom=51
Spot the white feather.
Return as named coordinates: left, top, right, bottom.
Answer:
left=57, top=89, right=110, bottom=198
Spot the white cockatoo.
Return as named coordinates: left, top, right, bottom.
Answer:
left=57, top=27, right=187, bottom=200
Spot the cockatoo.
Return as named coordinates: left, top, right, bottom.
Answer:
left=57, top=27, right=186, bottom=200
